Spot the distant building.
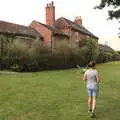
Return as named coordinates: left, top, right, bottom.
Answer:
left=104, top=41, right=109, bottom=46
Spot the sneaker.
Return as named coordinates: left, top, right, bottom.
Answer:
left=90, top=111, right=96, bottom=118
left=88, top=109, right=92, bottom=113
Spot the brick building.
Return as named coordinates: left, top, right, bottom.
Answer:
left=30, top=20, right=69, bottom=49
left=0, top=21, right=43, bottom=56
left=0, top=1, right=98, bottom=54
left=30, top=1, right=98, bottom=48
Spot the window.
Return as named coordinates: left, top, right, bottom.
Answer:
left=75, top=32, right=79, bottom=41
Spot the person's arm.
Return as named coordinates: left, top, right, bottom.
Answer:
left=95, top=70, right=100, bottom=82
left=83, top=72, right=87, bottom=81
left=96, top=75, right=100, bottom=82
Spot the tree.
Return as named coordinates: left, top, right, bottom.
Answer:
left=95, top=0, right=120, bottom=20
left=77, top=37, right=99, bottom=65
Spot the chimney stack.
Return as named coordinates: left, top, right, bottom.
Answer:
left=74, top=16, right=82, bottom=25
left=46, top=1, right=55, bottom=25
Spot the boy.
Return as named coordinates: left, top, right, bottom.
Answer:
left=83, top=61, right=100, bottom=117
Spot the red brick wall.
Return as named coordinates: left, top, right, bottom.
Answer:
left=62, top=28, right=86, bottom=41
left=78, top=32, right=86, bottom=39
left=52, top=35, right=69, bottom=49
left=65, top=29, right=86, bottom=41
left=30, top=22, right=52, bottom=45
left=46, top=2, right=55, bottom=25
left=62, top=28, right=70, bottom=35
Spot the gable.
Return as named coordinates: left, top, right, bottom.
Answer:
left=55, top=17, right=98, bottom=39
left=30, top=20, right=69, bottom=38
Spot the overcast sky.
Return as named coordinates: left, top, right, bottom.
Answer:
left=0, top=0, right=120, bottom=50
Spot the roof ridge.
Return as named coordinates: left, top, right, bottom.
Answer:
left=0, top=20, right=43, bottom=38
left=32, top=20, right=69, bottom=37
left=57, top=17, right=98, bottom=39
left=0, top=20, right=29, bottom=28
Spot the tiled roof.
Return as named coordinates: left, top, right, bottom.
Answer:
left=0, top=20, right=43, bottom=38
left=32, top=21, right=69, bottom=37
left=55, top=17, right=98, bottom=39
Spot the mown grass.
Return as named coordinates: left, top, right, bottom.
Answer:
left=0, top=62, right=120, bottom=120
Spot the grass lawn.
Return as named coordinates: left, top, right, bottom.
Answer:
left=0, top=62, right=120, bottom=120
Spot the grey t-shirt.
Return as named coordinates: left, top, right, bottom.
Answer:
left=84, top=69, right=99, bottom=89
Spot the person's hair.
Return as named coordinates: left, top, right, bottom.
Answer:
left=87, top=61, right=96, bottom=68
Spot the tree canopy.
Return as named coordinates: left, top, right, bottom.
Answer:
left=95, top=0, right=120, bottom=20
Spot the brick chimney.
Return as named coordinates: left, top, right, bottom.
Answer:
left=74, top=16, right=82, bottom=25
left=46, top=1, right=55, bottom=25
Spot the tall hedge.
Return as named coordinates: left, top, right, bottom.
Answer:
left=96, top=44, right=120, bottom=63
left=0, top=37, right=99, bottom=71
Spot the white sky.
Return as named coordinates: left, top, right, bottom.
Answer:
left=0, top=0, right=120, bottom=50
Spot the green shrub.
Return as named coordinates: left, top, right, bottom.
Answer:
left=0, top=37, right=99, bottom=71
left=96, top=44, right=120, bottom=63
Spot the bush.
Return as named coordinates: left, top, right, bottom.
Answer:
left=0, top=37, right=99, bottom=71
left=77, top=37, right=98, bottom=65
left=96, top=44, right=120, bottom=63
